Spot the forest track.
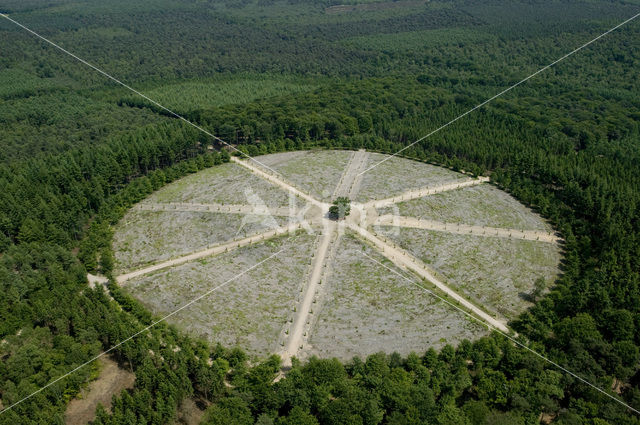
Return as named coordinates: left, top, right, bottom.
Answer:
left=332, top=149, right=369, bottom=199
left=116, top=222, right=303, bottom=284
left=375, top=215, right=561, bottom=244
left=365, top=177, right=489, bottom=208
left=231, top=156, right=325, bottom=208
left=347, top=223, right=510, bottom=333
left=135, top=202, right=298, bottom=217
left=281, top=221, right=338, bottom=366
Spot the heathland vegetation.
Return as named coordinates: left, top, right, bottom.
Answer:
left=1, top=0, right=640, bottom=424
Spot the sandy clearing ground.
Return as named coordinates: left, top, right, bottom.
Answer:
left=356, top=152, right=469, bottom=202
left=124, top=233, right=317, bottom=356
left=280, top=221, right=338, bottom=365
left=375, top=215, right=560, bottom=244
left=376, top=226, right=562, bottom=318
left=117, top=221, right=306, bottom=283
left=332, top=149, right=369, bottom=198
left=380, top=183, right=554, bottom=231
left=282, top=150, right=370, bottom=364
left=305, top=233, right=488, bottom=360
left=144, top=162, right=296, bottom=208
left=231, top=155, right=324, bottom=207
left=113, top=210, right=293, bottom=273
left=366, top=177, right=489, bottom=209
left=111, top=149, right=561, bottom=361
left=348, top=223, right=509, bottom=332
left=135, top=202, right=298, bottom=217
left=248, top=150, right=353, bottom=202
left=64, top=357, right=134, bottom=425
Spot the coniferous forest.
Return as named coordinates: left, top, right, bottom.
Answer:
left=1, top=0, right=640, bottom=424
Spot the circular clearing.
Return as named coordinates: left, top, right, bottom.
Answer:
left=112, top=150, right=562, bottom=361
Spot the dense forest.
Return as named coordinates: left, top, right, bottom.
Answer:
left=1, top=0, right=640, bottom=424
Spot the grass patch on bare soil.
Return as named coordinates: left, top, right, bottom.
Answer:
left=256, top=150, right=353, bottom=201
left=113, top=210, right=290, bottom=273
left=356, top=153, right=468, bottom=202
left=123, top=232, right=318, bottom=358
left=381, top=183, right=552, bottom=231
left=304, top=232, right=487, bottom=360
left=144, top=162, right=298, bottom=208
left=375, top=227, right=562, bottom=319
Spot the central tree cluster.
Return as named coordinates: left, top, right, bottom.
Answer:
left=329, top=197, right=351, bottom=220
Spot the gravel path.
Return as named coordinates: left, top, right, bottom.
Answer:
left=136, top=202, right=298, bottom=217
left=332, top=149, right=369, bottom=198
left=116, top=222, right=304, bottom=283
left=347, top=223, right=510, bottom=332
left=280, top=221, right=338, bottom=365
left=366, top=177, right=489, bottom=208
left=375, top=215, right=560, bottom=244
left=108, top=150, right=564, bottom=359
left=231, top=156, right=325, bottom=208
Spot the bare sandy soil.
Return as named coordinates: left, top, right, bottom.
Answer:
left=111, top=149, right=561, bottom=362
left=113, top=210, right=290, bottom=273
left=304, top=233, right=487, bottom=360
left=381, top=183, right=553, bottom=231
left=375, top=215, right=559, bottom=243
left=376, top=226, right=562, bottom=319
left=146, top=162, right=296, bottom=208
left=64, top=357, right=134, bottom=425
left=256, top=150, right=352, bottom=201
left=356, top=153, right=467, bottom=202
left=123, top=233, right=317, bottom=357
left=175, top=398, right=207, bottom=425
left=333, top=149, right=369, bottom=198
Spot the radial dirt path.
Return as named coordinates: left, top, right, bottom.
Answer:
left=231, top=156, right=325, bottom=208
left=135, top=202, right=298, bottom=217
left=375, top=215, right=560, bottom=244
left=116, top=222, right=304, bottom=283
left=366, top=176, right=489, bottom=208
left=103, top=150, right=544, bottom=363
left=281, top=221, right=338, bottom=366
left=333, top=149, right=369, bottom=198
left=347, top=223, right=510, bottom=332
left=281, top=150, right=371, bottom=364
